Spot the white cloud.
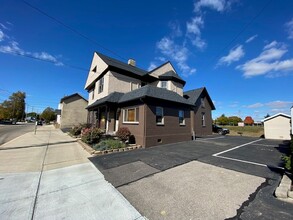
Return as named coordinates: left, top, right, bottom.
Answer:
left=155, top=57, right=166, bottom=62
left=285, top=17, right=293, bottom=39
left=156, top=37, right=196, bottom=77
left=169, top=21, right=182, bottom=37
left=237, top=41, right=293, bottom=78
left=246, top=103, right=264, bottom=108
left=195, top=0, right=227, bottom=12
left=0, top=41, right=24, bottom=54
left=245, top=34, right=258, bottom=43
left=148, top=62, right=157, bottom=71
left=186, top=16, right=207, bottom=50
left=187, top=16, right=204, bottom=35
left=218, top=45, right=244, bottom=65
left=265, top=100, right=292, bottom=109
left=0, top=30, right=5, bottom=42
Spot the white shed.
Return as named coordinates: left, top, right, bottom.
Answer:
left=263, top=113, right=291, bottom=140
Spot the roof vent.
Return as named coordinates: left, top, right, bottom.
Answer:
left=128, top=59, right=136, bottom=66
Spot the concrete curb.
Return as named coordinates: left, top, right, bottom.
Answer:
left=76, top=139, right=143, bottom=156
left=275, top=173, right=293, bottom=201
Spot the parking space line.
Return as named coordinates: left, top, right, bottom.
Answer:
left=212, top=139, right=285, bottom=170
left=251, top=144, right=276, bottom=147
left=212, top=139, right=262, bottom=157
left=215, top=155, right=284, bottom=170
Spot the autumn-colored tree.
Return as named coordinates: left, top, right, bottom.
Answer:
left=244, top=116, right=254, bottom=126
left=216, top=114, right=229, bottom=125
left=41, top=107, right=56, bottom=123
left=228, top=116, right=242, bottom=126
left=0, top=91, right=26, bottom=120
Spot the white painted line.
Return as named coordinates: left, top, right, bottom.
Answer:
left=213, top=139, right=262, bottom=157
left=215, top=155, right=284, bottom=170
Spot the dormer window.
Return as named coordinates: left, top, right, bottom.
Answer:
left=161, top=81, right=168, bottom=89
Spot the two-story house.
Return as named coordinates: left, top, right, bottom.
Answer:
left=84, top=52, right=215, bottom=147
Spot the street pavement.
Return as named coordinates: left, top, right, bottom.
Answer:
left=0, top=123, right=35, bottom=145
left=0, top=125, right=144, bottom=220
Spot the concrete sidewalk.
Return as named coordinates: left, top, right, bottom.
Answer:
left=0, top=125, right=144, bottom=220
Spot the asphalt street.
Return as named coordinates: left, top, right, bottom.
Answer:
left=0, top=123, right=35, bottom=145
left=90, top=135, right=293, bottom=219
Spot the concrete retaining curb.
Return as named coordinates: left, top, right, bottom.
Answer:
left=275, top=173, right=293, bottom=201
left=76, top=139, right=143, bottom=156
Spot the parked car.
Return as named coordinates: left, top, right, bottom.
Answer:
left=212, top=125, right=230, bottom=135
left=37, top=120, right=43, bottom=126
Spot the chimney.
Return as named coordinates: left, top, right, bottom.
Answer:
left=128, top=59, right=136, bottom=67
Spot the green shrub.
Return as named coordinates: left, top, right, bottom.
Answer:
left=282, top=135, right=293, bottom=172
left=93, top=139, right=126, bottom=151
left=116, top=127, right=131, bottom=141
left=81, top=127, right=104, bottom=144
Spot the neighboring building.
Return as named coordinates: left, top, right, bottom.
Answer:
left=183, top=87, right=215, bottom=136
left=56, top=93, right=88, bottom=130
left=84, top=52, right=215, bottom=147
left=263, top=113, right=291, bottom=140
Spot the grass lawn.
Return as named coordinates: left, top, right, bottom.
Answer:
left=222, top=125, right=264, bottom=137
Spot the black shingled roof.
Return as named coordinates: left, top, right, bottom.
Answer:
left=119, top=85, right=194, bottom=106
left=158, top=70, right=185, bottom=85
left=183, top=87, right=215, bottom=110
left=96, top=52, right=147, bottom=77
left=86, top=92, right=124, bottom=109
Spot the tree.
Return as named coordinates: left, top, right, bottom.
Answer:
left=41, top=107, right=56, bottom=122
left=264, top=114, right=270, bottom=118
left=216, top=114, right=229, bottom=125
left=244, top=116, right=254, bottom=126
left=228, top=116, right=242, bottom=126
left=0, top=91, right=26, bottom=120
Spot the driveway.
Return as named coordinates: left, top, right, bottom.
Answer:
left=90, top=136, right=293, bottom=219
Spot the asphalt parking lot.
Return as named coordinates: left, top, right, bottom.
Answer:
left=90, top=135, right=293, bottom=219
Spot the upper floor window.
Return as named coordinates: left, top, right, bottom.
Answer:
left=99, top=76, right=104, bottom=93
left=130, top=82, right=139, bottom=91
left=123, top=107, right=139, bottom=123
left=201, top=98, right=205, bottom=108
left=179, top=110, right=185, bottom=125
left=91, top=87, right=95, bottom=100
left=202, top=112, right=206, bottom=127
left=156, top=107, right=164, bottom=125
left=160, top=81, right=167, bottom=89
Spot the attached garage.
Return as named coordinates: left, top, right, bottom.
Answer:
left=263, top=113, right=291, bottom=140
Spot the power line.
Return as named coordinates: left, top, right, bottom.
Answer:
left=212, top=0, right=272, bottom=63
left=22, top=0, right=127, bottom=61
left=2, top=51, right=88, bottom=72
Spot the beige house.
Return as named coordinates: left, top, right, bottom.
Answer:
left=85, top=52, right=215, bottom=147
left=56, top=93, right=88, bottom=130
left=263, top=113, right=291, bottom=140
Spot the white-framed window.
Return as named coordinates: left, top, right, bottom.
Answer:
left=156, top=107, right=164, bottom=125
left=160, top=81, right=167, bottom=89
left=201, top=98, right=205, bottom=108
left=179, top=110, right=185, bottom=125
left=99, top=76, right=104, bottom=93
left=130, top=82, right=138, bottom=91
left=123, top=107, right=139, bottom=123
left=91, top=87, right=95, bottom=100
left=202, top=112, right=206, bottom=126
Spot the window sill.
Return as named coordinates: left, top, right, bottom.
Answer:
left=180, top=124, right=186, bottom=126
left=156, top=123, right=165, bottom=126
left=123, top=122, right=139, bottom=125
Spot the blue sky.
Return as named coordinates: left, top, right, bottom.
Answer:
left=1, top=0, right=293, bottom=121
